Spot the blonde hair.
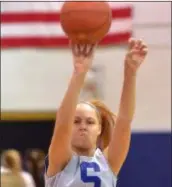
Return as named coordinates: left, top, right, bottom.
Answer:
left=1, top=149, right=22, bottom=173
left=1, top=149, right=26, bottom=187
left=81, top=99, right=116, bottom=150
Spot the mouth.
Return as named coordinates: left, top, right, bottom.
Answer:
left=79, top=132, right=87, bottom=136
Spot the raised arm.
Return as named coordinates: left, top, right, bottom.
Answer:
left=108, top=38, right=148, bottom=175
left=47, top=43, right=96, bottom=177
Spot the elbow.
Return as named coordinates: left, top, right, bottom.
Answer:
left=116, top=115, right=133, bottom=125
left=114, top=116, right=133, bottom=133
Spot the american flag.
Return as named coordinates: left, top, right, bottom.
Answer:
left=1, top=2, right=133, bottom=48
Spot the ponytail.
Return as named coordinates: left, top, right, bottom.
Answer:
left=89, top=100, right=116, bottom=150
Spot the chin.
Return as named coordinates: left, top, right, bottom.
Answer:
left=73, top=140, right=91, bottom=150
left=76, top=141, right=89, bottom=149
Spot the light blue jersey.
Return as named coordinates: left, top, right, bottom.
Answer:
left=45, top=148, right=117, bottom=187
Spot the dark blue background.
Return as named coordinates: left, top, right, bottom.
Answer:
left=0, top=121, right=171, bottom=187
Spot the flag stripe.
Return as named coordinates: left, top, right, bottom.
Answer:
left=1, top=2, right=132, bottom=12
left=1, top=2, right=132, bottom=48
left=1, top=19, right=131, bottom=37
left=1, top=7, right=132, bottom=23
left=1, top=32, right=131, bottom=48
left=1, top=2, right=132, bottom=13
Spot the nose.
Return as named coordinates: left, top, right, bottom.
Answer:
left=78, top=122, right=87, bottom=131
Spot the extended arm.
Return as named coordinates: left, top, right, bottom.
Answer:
left=47, top=44, right=95, bottom=177
left=108, top=39, right=148, bottom=176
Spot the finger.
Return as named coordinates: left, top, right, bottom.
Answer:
left=79, top=44, right=85, bottom=53
left=127, top=56, right=142, bottom=69
left=135, top=39, right=143, bottom=50
left=127, top=49, right=139, bottom=58
left=128, top=38, right=136, bottom=50
left=140, top=48, right=148, bottom=57
left=137, top=39, right=142, bottom=45
left=85, top=45, right=92, bottom=57
left=86, top=44, right=96, bottom=57
left=82, top=44, right=87, bottom=55
left=72, top=43, right=80, bottom=57
left=77, top=44, right=81, bottom=51
left=70, top=40, right=75, bottom=49
left=140, top=43, right=147, bottom=51
left=70, top=40, right=75, bottom=50
left=127, top=49, right=143, bottom=63
left=91, top=43, right=97, bottom=53
left=77, top=44, right=82, bottom=55
left=71, top=43, right=76, bottom=55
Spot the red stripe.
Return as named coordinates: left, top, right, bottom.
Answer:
left=1, top=12, right=60, bottom=23
left=1, top=7, right=132, bottom=23
left=1, top=32, right=131, bottom=48
left=112, top=7, right=132, bottom=19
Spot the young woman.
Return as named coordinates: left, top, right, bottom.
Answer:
left=45, top=38, right=148, bottom=187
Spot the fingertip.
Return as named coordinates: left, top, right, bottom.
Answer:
left=141, top=44, right=148, bottom=51
left=128, top=37, right=135, bottom=43
left=128, top=38, right=136, bottom=49
left=142, top=48, right=148, bottom=53
left=138, top=39, right=143, bottom=43
left=136, top=39, right=142, bottom=47
left=140, top=49, right=148, bottom=57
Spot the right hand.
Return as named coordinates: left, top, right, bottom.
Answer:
left=71, top=42, right=96, bottom=75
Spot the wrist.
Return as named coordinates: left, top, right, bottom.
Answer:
left=124, top=66, right=137, bottom=78
left=124, top=70, right=137, bottom=82
left=72, top=70, right=87, bottom=78
left=71, top=71, right=87, bottom=85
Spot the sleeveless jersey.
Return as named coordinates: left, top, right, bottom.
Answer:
left=44, top=148, right=117, bottom=187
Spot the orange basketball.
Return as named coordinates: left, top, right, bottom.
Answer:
left=60, top=2, right=112, bottom=44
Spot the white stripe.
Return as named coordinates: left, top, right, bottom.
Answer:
left=1, top=2, right=131, bottom=12
left=1, top=2, right=64, bottom=12
left=108, top=2, right=133, bottom=8
left=1, top=19, right=131, bottom=38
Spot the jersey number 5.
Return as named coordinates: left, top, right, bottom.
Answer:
left=80, top=161, right=101, bottom=187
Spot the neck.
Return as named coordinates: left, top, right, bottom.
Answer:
left=72, top=146, right=97, bottom=157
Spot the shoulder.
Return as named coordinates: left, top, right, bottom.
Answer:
left=44, top=154, right=79, bottom=187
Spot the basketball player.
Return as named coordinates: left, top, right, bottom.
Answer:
left=45, top=38, right=148, bottom=187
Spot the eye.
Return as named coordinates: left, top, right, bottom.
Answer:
left=87, top=119, right=96, bottom=125
left=74, top=118, right=81, bottom=124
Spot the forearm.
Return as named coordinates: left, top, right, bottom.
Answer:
left=117, top=71, right=136, bottom=122
left=108, top=38, right=147, bottom=175
left=55, top=71, right=86, bottom=129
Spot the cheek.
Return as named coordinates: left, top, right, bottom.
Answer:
left=72, top=125, right=82, bottom=138
left=89, top=125, right=101, bottom=136
left=72, top=125, right=77, bottom=135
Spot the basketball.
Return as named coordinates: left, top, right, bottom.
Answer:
left=60, top=2, right=112, bottom=44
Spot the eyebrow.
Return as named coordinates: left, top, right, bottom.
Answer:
left=75, top=116, right=95, bottom=120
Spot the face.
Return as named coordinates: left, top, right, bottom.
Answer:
left=71, top=103, right=102, bottom=150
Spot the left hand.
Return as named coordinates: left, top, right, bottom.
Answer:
left=124, top=38, right=148, bottom=75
